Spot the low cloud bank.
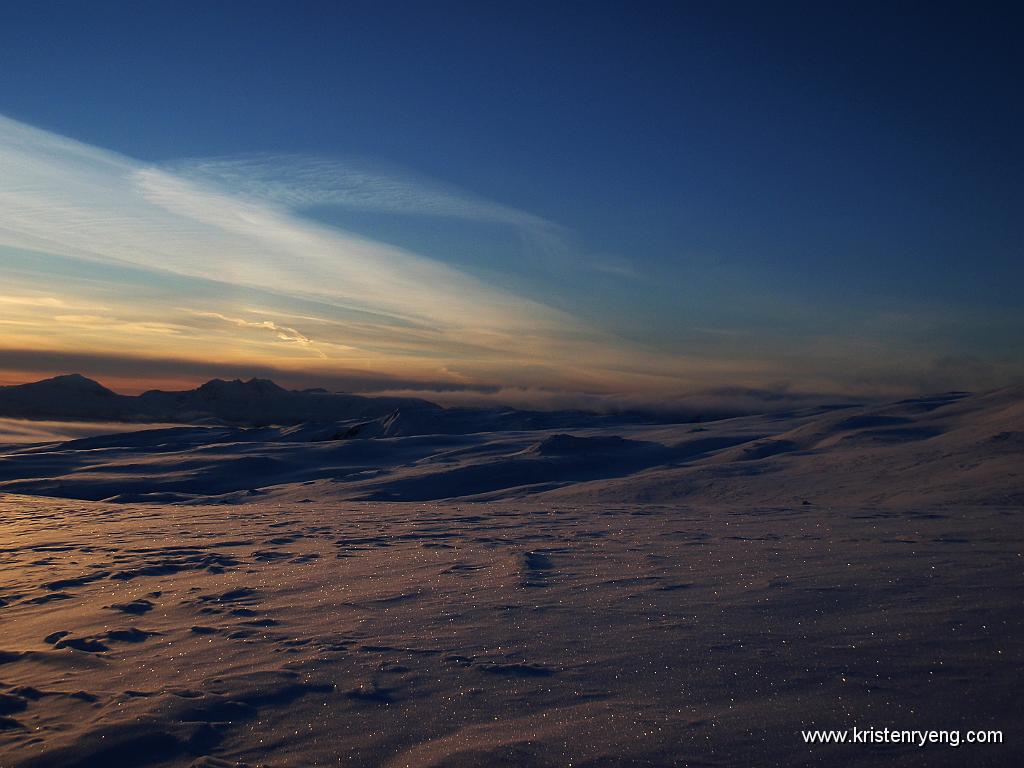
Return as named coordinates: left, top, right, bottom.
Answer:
left=354, top=385, right=856, bottom=418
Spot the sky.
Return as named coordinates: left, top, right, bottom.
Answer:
left=0, top=1, right=1021, bottom=404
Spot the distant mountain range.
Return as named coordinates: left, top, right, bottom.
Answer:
left=0, top=374, right=700, bottom=430
left=0, top=374, right=438, bottom=425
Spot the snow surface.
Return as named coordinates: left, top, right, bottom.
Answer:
left=0, top=385, right=1021, bottom=766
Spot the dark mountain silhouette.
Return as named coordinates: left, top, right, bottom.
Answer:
left=0, top=374, right=439, bottom=426
left=0, top=373, right=128, bottom=419
left=0, top=374, right=756, bottom=434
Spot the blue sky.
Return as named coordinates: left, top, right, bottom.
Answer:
left=0, top=1, right=1021, bottom=401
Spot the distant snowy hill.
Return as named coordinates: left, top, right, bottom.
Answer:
left=0, top=385, right=1019, bottom=507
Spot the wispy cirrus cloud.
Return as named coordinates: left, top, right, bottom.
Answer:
left=0, top=294, right=74, bottom=308
left=0, top=113, right=646, bottom=393
left=167, top=154, right=554, bottom=228
left=193, top=311, right=328, bottom=358
left=0, top=115, right=575, bottom=332
left=160, top=154, right=641, bottom=283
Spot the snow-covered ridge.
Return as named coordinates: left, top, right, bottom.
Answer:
left=0, top=383, right=1019, bottom=507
